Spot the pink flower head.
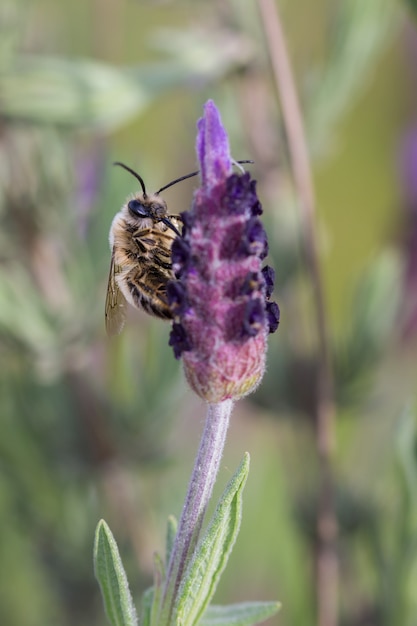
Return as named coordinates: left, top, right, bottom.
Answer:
left=168, top=100, right=279, bottom=402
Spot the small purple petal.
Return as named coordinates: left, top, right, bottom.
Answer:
left=261, top=265, right=275, bottom=299
left=180, top=210, right=195, bottom=236
left=241, top=272, right=262, bottom=296
left=222, top=173, right=259, bottom=215
left=250, top=180, right=263, bottom=215
left=196, top=100, right=232, bottom=189
left=241, top=216, right=269, bottom=259
left=169, top=322, right=192, bottom=359
left=242, top=298, right=265, bottom=338
left=166, top=280, right=189, bottom=316
left=266, top=301, right=280, bottom=333
left=171, top=237, right=191, bottom=278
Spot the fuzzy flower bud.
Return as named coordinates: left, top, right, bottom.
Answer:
left=168, top=100, right=279, bottom=402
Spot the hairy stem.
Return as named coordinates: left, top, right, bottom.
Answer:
left=257, top=2, right=338, bottom=625
left=158, top=400, right=232, bottom=626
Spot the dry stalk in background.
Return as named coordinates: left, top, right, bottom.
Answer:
left=257, top=2, right=338, bottom=625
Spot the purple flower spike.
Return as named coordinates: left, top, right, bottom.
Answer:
left=197, top=100, right=232, bottom=190
left=169, top=101, right=279, bottom=402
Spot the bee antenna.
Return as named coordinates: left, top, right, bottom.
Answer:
left=156, top=171, right=200, bottom=195
left=114, top=162, right=147, bottom=198
left=155, top=160, right=254, bottom=195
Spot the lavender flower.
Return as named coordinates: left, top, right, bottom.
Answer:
left=168, top=100, right=279, bottom=403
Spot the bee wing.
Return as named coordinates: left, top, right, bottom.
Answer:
left=105, top=248, right=127, bottom=336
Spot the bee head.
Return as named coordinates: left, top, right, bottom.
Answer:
left=127, top=196, right=167, bottom=220
left=127, top=198, right=151, bottom=218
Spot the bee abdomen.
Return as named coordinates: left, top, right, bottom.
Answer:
left=126, top=279, right=173, bottom=319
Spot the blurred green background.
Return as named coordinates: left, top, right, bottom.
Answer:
left=1, top=0, right=417, bottom=625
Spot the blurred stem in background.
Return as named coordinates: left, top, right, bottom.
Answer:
left=258, top=2, right=337, bottom=626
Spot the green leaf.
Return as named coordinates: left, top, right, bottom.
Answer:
left=165, top=514, right=178, bottom=567
left=175, top=453, right=250, bottom=626
left=93, top=519, right=138, bottom=626
left=201, top=602, right=281, bottom=626
left=140, top=587, right=154, bottom=626
left=150, top=552, right=165, bottom=626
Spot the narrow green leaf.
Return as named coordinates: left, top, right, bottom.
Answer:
left=201, top=602, right=281, bottom=626
left=140, top=588, right=154, bottom=626
left=165, top=514, right=178, bottom=567
left=150, top=552, right=165, bottom=626
left=176, top=453, right=250, bottom=626
left=93, top=519, right=138, bottom=626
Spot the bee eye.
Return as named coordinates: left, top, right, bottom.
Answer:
left=128, top=199, right=149, bottom=217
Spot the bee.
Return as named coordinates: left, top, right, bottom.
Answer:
left=105, top=162, right=199, bottom=336
left=105, top=160, right=254, bottom=336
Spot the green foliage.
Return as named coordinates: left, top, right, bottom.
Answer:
left=140, top=587, right=155, bottom=626
left=174, top=454, right=250, bottom=626
left=201, top=603, right=281, bottom=626
left=95, top=456, right=279, bottom=626
left=94, top=520, right=138, bottom=626
left=165, top=515, right=178, bottom=568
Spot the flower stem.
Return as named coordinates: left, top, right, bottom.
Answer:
left=158, top=399, right=233, bottom=626
left=257, top=2, right=338, bottom=626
